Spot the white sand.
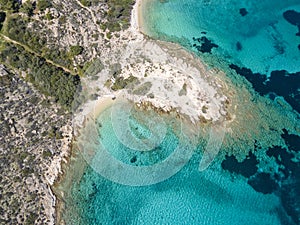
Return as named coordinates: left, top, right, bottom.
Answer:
left=74, top=0, right=230, bottom=127
left=51, top=0, right=300, bottom=224
left=128, top=0, right=228, bottom=123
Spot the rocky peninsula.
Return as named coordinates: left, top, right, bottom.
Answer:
left=1, top=0, right=299, bottom=224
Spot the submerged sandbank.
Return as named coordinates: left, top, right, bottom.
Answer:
left=54, top=96, right=117, bottom=224
left=55, top=0, right=300, bottom=223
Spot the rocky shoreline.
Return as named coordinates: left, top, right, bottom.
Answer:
left=0, top=0, right=137, bottom=224
left=53, top=0, right=231, bottom=222
left=1, top=0, right=299, bottom=224
left=57, top=0, right=300, bottom=224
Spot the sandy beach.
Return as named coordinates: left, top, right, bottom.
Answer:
left=52, top=0, right=300, bottom=223
left=108, top=0, right=229, bottom=124
left=130, top=0, right=144, bottom=34
left=130, top=0, right=154, bottom=36
left=2, top=0, right=299, bottom=224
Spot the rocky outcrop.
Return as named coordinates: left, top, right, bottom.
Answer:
left=0, top=65, right=72, bottom=225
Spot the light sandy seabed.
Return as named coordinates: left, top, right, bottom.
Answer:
left=55, top=0, right=230, bottom=222
left=76, top=0, right=230, bottom=125
left=53, top=0, right=300, bottom=223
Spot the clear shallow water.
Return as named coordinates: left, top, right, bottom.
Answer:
left=93, top=106, right=180, bottom=166
left=140, top=0, right=300, bottom=224
left=65, top=103, right=285, bottom=224
left=63, top=100, right=299, bottom=224
left=68, top=158, right=284, bottom=225
left=143, top=0, right=300, bottom=76
left=142, top=0, right=300, bottom=114
left=62, top=1, right=300, bottom=224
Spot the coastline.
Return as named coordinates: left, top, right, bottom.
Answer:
left=130, top=0, right=142, bottom=34
left=130, top=0, right=149, bottom=36
left=2, top=0, right=299, bottom=222
left=54, top=1, right=228, bottom=218
left=53, top=0, right=224, bottom=203
left=53, top=96, right=117, bottom=225
left=52, top=0, right=300, bottom=222
left=52, top=1, right=148, bottom=223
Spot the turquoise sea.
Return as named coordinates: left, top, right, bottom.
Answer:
left=143, top=0, right=300, bottom=75
left=61, top=1, right=300, bottom=224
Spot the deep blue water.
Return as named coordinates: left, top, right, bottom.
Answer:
left=68, top=157, right=287, bottom=225
left=143, top=0, right=300, bottom=74
left=65, top=102, right=299, bottom=224
left=140, top=0, right=300, bottom=223
left=142, top=0, right=300, bottom=115
left=63, top=1, right=300, bottom=224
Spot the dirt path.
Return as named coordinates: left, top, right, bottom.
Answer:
left=0, top=34, right=76, bottom=75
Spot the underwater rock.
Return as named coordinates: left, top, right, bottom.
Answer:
left=267, top=71, right=300, bottom=113
left=283, top=10, right=300, bottom=36
left=281, top=129, right=300, bottom=153
left=229, top=64, right=267, bottom=95
left=266, top=145, right=299, bottom=179
left=230, top=64, right=300, bottom=114
left=192, top=36, right=218, bottom=53
left=239, top=8, right=248, bottom=17
left=247, top=172, right=278, bottom=194
left=221, top=152, right=258, bottom=178
left=236, top=41, right=242, bottom=51
left=281, top=177, right=300, bottom=225
left=130, top=156, right=137, bottom=163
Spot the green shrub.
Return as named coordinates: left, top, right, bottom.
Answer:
left=103, top=0, right=135, bottom=31
left=44, top=12, right=53, bottom=20
left=0, top=0, right=19, bottom=12
left=22, top=167, right=34, bottom=177
left=37, top=0, right=51, bottom=11
left=42, top=47, right=73, bottom=70
left=69, top=45, right=84, bottom=56
left=25, top=212, right=38, bottom=225
left=42, top=150, right=52, bottom=158
left=0, top=42, right=81, bottom=109
left=81, top=59, right=103, bottom=77
left=4, top=15, right=46, bottom=53
left=19, top=2, right=35, bottom=16
left=111, top=75, right=138, bottom=91
left=79, top=0, right=91, bottom=7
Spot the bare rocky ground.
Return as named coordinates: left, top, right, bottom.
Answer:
left=1, top=0, right=299, bottom=224
left=0, top=65, right=72, bottom=224
left=0, top=0, right=135, bottom=224
left=25, top=0, right=133, bottom=71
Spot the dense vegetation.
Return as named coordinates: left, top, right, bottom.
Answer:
left=0, top=11, right=5, bottom=29
left=19, top=1, right=35, bottom=16
left=3, top=14, right=74, bottom=70
left=0, top=4, right=81, bottom=109
left=101, top=0, right=135, bottom=32
left=0, top=0, right=86, bottom=112
left=0, top=41, right=80, bottom=109
left=111, top=75, right=139, bottom=90
left=79, top=0, right=92, bottom=7
left=36, top=0, right=51, bottom=11
left=78, top=0, right=135, bottom=32
left=0, top=0, right=20, bottom=12
left=69, top=45, right=84, bottom=57
left=0, top=0, right=137, bottom=110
